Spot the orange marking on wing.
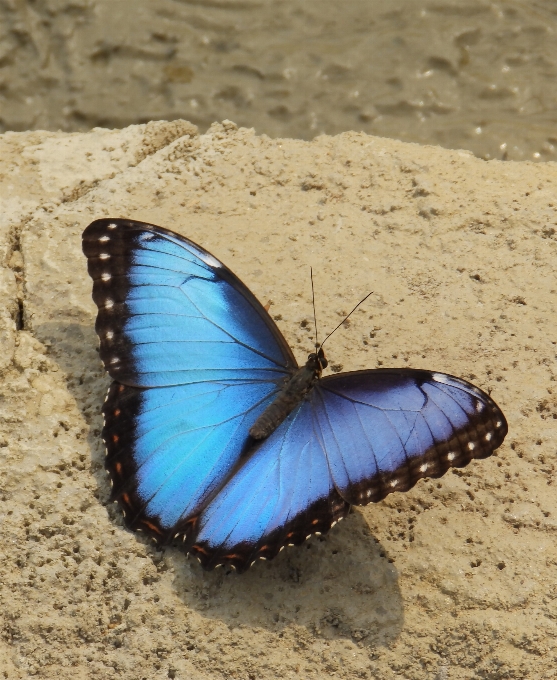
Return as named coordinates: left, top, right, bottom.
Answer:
left=114, top=409, right=121, bottom=417
left=312, top=519, right=319, bottom=525
left=192, top=545, right=209, bottom=555
left=112, top=434, right=119, bottom=443
left=286, top=532, right=294, bottom=539
left=121, top=492, right=130, bottom=505
left=115, top=462, right=122, bottom=474
left=143, top=520, right=163, bottom=535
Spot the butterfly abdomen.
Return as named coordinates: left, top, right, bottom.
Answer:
left=249, top=363, right=318, bottom=439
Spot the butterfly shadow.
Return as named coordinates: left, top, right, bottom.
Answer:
left=37, top=320, right=405, bottom=649
left=167, top=510, right=404, bottom=648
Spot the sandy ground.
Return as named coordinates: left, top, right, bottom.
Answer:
left=1, top=1, right=557, bottom=161
left=0, top=120, right=556, bottom=678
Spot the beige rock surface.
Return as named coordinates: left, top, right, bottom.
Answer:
left=1, top=120, right=556, bottom=678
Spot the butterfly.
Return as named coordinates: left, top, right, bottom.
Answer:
left=82, top=218, right=508, bottom=573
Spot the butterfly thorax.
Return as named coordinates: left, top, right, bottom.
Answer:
left=249, top=348, right=328, bottom=440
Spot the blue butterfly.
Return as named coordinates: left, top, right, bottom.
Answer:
left=83, top=218, right=508, bottom=572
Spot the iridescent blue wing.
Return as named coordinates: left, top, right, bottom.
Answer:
left=83, top=218, right=295, bottom=386
left=190, top=369, right=506, bottom=572
left=312, top=369, right=507, bottom=505
left=83, top=218, right=296, bottom=541
left=190, top=401, right=350, bottom=572
left=102, top=379, right=285, bottom=541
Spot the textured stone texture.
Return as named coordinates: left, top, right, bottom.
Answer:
left=1, top=120, right=556, bottom=678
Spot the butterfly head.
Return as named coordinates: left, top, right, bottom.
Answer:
left=307, top=346, right=328, bottom=377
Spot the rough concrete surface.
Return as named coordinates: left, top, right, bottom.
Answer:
left=0, top=120, right=556, bottom=679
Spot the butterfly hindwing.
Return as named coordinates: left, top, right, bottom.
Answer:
left=190, top=402, right=350, bottom=572
left=312, top=369, right=508, bottom=505
left=103, top=379, right=284, bottom=542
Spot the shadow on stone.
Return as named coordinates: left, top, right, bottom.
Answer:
left=170, top=508, right=404, bottom=648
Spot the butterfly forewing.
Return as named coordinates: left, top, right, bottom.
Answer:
left=313, top=370, right=507, bottom=506
left=186, top=369, right=506, bottom=572
left=83, top=219, right=296, bottom=387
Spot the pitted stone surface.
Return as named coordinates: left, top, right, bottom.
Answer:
left=0, top=120, right=556, bottom=678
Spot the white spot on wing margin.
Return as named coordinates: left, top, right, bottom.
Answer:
left=198, top=252, right=222, bottom=268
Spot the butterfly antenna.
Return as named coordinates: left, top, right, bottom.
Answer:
left=320, top=290, right=374, bottom=349
left=311, top=267, right=320, bottom=349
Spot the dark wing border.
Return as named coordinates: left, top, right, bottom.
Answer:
left=188, top=492, right=350, bottom=573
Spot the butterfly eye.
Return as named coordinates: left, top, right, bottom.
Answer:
left=317, top=347, right=328, bottom=368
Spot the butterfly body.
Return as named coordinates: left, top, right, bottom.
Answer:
left=83, top=218, right=508, bottom=573
left=250, top=348, right=327, bottom=439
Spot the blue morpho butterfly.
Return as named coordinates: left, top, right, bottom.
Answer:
left=83, top=218, right=508, bottom=573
